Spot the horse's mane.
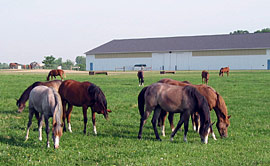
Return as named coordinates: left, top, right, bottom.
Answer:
left=88, top=83, right=107, bottom=110
left=17, top=81, right=42, bottom=105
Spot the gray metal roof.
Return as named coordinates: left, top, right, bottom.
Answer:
left=85, top=33, right=270, bottom=55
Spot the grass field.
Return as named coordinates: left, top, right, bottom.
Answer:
left=0, top=70, right=270, bottom=165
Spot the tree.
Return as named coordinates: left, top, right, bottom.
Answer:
left=0, top=63, right=9, bottom=69
left=230, top=30, right=249, bottom=35
left=254, top=28, right=270, bottom=33
left=42, top=55, right=56, bottom=68
left=75, top=56, right=86, bottom=71
left=62, top=59, right=74, bottom=70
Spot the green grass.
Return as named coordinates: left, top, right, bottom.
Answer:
left=0, top=70, right=270, bottom=165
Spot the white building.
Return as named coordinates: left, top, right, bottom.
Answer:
left=85, top=33, right=270, bottom=71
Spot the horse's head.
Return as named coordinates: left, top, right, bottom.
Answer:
left=16, top=99, right=25, bottom=113
left=52, top=122, right=63, bottom=149
left=216, top=115, right=231, bottom=138
left=199, top=121, right=213, bottom=144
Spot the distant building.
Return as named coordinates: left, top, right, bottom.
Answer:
left=85, top=33, right=270, bottom=71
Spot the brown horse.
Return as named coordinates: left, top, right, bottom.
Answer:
left=201, top=70, right=209, bottom=84
left=58, top=80, right=111, bottom=135
left=9, top=63, right=18, bottom=69
left=219, top=67, right=229, bottom=76
left=138, top=78, right=231, bottom=138
left=47, top=69, right=66, bottom=81
left=16, top=80, right=62, bottom=113
left=137, top=70, right=144, bottom=86
left=138, top=83, right=212, bottom=143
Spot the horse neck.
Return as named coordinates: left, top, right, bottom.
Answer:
left=214, top=93, right=229, bottom=124
left=47, top=72, right=51, bottom=80
left=18, top=84, right=38, bottom=104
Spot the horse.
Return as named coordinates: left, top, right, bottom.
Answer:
left=9, top=63, right=18, bottom=69
left=25, top=86, right=63, bottom=149
left=219, top=67, right=229, bottom=77
left=138, top=83, right=212, bottom=144
left=16, top=80, right=62, bottom=113
left=201, top=70, right=209, bottom=84
left=58, top=80, right=111, bottom=135
left=137, top=70, right=144, bottom=86
left=138, top=78, right=231, bottom=138
left=47, top=69, right=66, bottom=81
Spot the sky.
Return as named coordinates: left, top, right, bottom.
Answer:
left=0, top=0, right=270, bottom=64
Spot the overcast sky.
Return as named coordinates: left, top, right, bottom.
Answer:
left=0, top=0, right=269, bottom=64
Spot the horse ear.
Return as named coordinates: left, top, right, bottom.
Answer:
left=228, top=115, right=231, bottom=119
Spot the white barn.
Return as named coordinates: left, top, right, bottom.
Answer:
left=85, top=33, right=270, bottom=71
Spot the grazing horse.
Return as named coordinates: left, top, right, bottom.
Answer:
left=25, top=86, right=63, bottom=149
left=201, top=70, right=209, bottom=84
left=219, top=67, right=229, bottom=77
left=47, top=69, right=66, bottom=81
left=138, top=83, right=212, bottom=143
left=16, top=80, right=62, bottom=113
left=137, top=70, right=144, bottom=86
left=58, top=80, right=111, bottom=135
left=138, top=78, right=231, bottom=138
left=9, top=63, right=18, bottom=69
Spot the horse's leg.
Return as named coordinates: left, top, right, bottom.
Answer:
left=62, top=100, right=67, bottom=132
left=210, top=125, right=217, bottom=140
left=170, top=113, right=185, bottom=141
left=66, top=103, right=73, bottom=133
left=25, top=109, right=34, bottom=141
left=151, top=107, right=162, bottom=141
left=82, top=105, right=88, bottom=134
left=91, top=110, right=97, bottom=135
left=138, top=106, right=153, bottom=139
left=44, top=116, right=50, bottom=148
left=38, top=113, right=44, bottom=141
left=168, top=112, right=175, bottom=132
left=191, top=113, right=196, bottom=131
left=183, top=113, right=190, bottom=142
left=158, top=110, right=167, bottom=137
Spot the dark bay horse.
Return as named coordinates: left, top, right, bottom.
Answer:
left=138, top=83, right=212, bottom=143
left=219, top=67, right=229, bottom=76
left=138, top=78, right=231, bottom=138
left=47, top=69, right=66, bottom=81
left=58, top=80, right=111, bottom=135
left=25, top=86, right=63, bottom=149
left=201, top=70, right=209, bottom=84
left=16, top=80, right=62, bottom=113
left=137, top=70, right=144, bottom=86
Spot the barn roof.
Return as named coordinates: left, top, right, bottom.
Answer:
left=85, top=33, right=270, bottom=55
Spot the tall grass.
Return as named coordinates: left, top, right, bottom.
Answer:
left=0, top=70, right=270, bottom=165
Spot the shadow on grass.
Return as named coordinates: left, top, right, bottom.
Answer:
left=0, top=135, right=41, bottom=148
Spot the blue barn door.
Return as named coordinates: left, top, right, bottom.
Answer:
left=90, top=62, right=93, bottom=71
left=268, top=60, right=270, bottom=70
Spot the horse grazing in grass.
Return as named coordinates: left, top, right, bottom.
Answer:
left=137, top=70, right=144, bottom=86
left=138, top=83, right=212, bottom=144
left=25, top=86, right=63, bottom=149
left=59, top=80, right=111, bottom=135
left=47, top=69, right=66, bottom=81
left=138, top=78, right=231, bottom=138
left=219, top=67, right=229, bottom=77
left=201, top=70, right=209, bottom=84
left=16, top=80, right=62, bottom=113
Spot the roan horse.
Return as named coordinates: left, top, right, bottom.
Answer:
left=201, top=70, right=209, bottom=84
left=16, top=80, right=62, bottom=113
left=138, top=83, right=212, bottom=144
left=138, top=78, right=231, bottom=138
left=137, top=70, right=144, bottom=86
left=25, top=86, right=63, bottom=149
left=219, top=67, right=230, bottom=77
left=47, top=69, right=66, bottom=81
left=58, top=80, right=111, bottom=135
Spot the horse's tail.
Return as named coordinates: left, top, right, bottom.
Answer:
left=47, top=71, right=51, bottom=81
left=52, top=88, right=63, bottom=128
left=138, top=86, right=148, bottom=117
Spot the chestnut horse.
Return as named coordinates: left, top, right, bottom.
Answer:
left=47, top=69, right=66, bottom=81
left=16, top=80, right=62, bottom=113
left=138, top=78, right=231, bottom=138
left=219, top=67, right=229, bottom=77
left=58, top=80, right=111, bottom=135
left=201, top=70, right=209, bottom=84
left=138, top=83, right=212, bottom=144
left=137, top=70, right=144, bottom=86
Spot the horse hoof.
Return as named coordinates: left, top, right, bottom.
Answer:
left=138, top=135, right=142, bottom=140
left=170, top=137, right=174, bottom=142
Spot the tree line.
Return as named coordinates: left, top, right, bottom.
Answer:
left=230, top=28, right=270, bottom=34
left=42, top=55, right=86, bottom=70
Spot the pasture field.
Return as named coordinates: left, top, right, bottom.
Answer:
left=0, top=70, right=270, bottom=165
